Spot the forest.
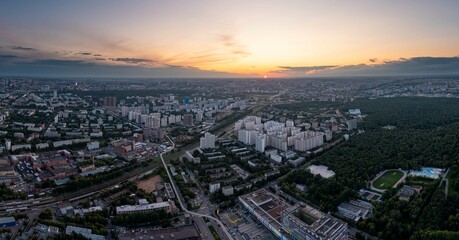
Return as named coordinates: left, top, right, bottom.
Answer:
left=280, top=97, right=459, bottom=239
left=343, top=97, right=459, bottom=130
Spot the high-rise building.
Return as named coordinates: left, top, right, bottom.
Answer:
left=183, top=114, right=194, bottom=126
left=325, top=130, right=333, bottom=141
left=200, top=132, right=216, bottom=149
left=5, top=139, right=12, bottom=151
left=168, top=115, right=176, bottom=124
left=255, top=134, right=266, bottom=153
left=293, top=131, right=324, bottom=152
left=238, top=130, right=250, bottom=144
left=209, top=182, right=221, bottom=193
left=175, top=115, right=182, bottom=123
left=196, top=111, right=204, bottom=122
left=160, top=117, right=168, bottom=127
left=311, top=121, right=319, bottom=129
left=103, top=96, right=117, bottom=107
left=347, top=119, right=357, bottom=130
left=145, top=116, right=161, bottom=129
left=121, top=106, right=129, bottom=117
left=238, top=130, right=258, bottom=145
left=267, top=135, right=288, bottom=151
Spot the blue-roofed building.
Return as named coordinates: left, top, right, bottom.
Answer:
left=0, top=217, right=16, bottom=227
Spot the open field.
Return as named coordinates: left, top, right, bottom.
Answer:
left=372, top=170, right=404, bottom=190
left=137, top=175, right=163, bottom=193
left=447, top=171, right=459, bottom=199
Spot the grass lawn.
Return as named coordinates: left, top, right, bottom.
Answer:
left=447, top=170, right=459, bottom=199
left=372, top=170, right=404, bottom=190
left=406, top=176, right=436, bottom=187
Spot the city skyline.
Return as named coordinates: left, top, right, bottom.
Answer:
left=1, top=0, right=459, bottom=78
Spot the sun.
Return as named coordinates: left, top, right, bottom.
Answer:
left=263, top=75, right=267, bottom=79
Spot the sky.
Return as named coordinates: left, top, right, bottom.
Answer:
left=1, top=0, right=459, bottom=78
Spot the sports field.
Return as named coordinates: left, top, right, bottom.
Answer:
left=372, top=170, right=404, bottom=190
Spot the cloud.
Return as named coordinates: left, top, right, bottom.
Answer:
left=54, top=50, right=73, bottom=55
left=0, top=54, right=22, bottom=63
left=273, top=65, right=337, bottom=76
left=109, top=57, right=156, bottom=65
left=0, top=54, right=20, bottom=60
left=0, top=58, right=251, bottom=78
left=10, top=46, right=36, bottom=51
left=94, top=57, right=106, bottom=61
left=307, top=56, right=459, bottom=76
left=269, top=57, right=459, bottom=77
left=217, top=34, right=250, bottom=57
left=277, top=65, right=338, bottom=72
left=75, top=52, right=102, bottom=56
left=76, top=52, right=93, bottom=56
left=32, top=59, right=92, bottom=67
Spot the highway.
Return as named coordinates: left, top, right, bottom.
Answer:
left=160, top=135, right=234, bottom=240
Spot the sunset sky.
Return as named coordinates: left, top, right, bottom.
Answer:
left=1, top=0, right=459, bottom=78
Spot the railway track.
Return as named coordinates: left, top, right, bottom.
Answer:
left=0, top=104, right=264, bottom=213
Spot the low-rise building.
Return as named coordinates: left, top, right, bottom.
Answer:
left=65, top=226, right=105, bottom=240
left=116, top=200, right=175, bottom=214
left=307, top=164, right=335, bottom=178
left=0, top=217, right=16, bottom=227
left=230, top=164, right=250, bottom=180
left=239, top=189, right=348, bottom=240
left=397, top=185, right=422, bottom=201
left=337, top=199, right=374, bottom=222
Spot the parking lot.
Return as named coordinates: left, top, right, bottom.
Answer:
left=220, top=204, right=276, bottom=240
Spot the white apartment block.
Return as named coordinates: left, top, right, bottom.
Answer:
left=255, top=134, right=266, bottom=153
left=200, top=132, right=216, bottom=149
left=235, top=116, right=326, bottom=153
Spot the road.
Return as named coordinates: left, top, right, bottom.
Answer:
left=160, top=135, right=234, bottom=240
left=442, top=168, right=450, bottom=199
left=1, top=104, right=259, bottom=213
left=336, top=108, right=348, bottom=122
left=268, top=83, right=288, bottom=101
left=193, top=215, right=214, bottom=240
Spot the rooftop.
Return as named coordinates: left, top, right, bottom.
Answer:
left=116, top=201, right=170, bottom=213
left=307, top=164, right=335, bottom=178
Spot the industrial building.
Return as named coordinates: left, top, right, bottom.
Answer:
left=0, top=217, right=16, bottom=227
left=239, top=189, right=348, bottom=240
left=116, top=200, right=175, bottom=214
left=337, top=200, right=374, bottom=222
